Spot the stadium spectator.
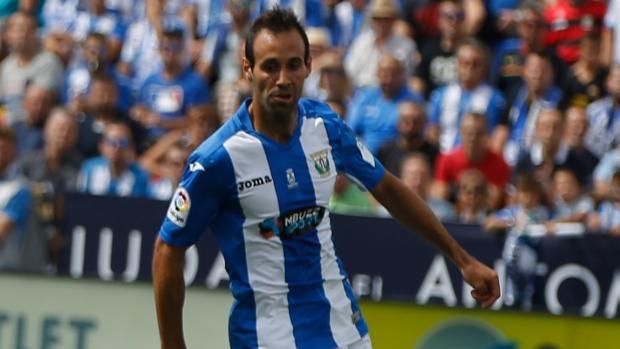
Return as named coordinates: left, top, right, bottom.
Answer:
left=12, top=83, right=57, bottom=155
left=328, top=0, right=368, bottom=50
left=71, top=0, right=127, bottom=62
left=196, top=0, right=251, bottom=84
left=142, top=141, right=189, bottom=200
left=490, top=1, right=565, bottom=97
left=592, top=143, right=620, bottom=204
left=400, top=153, right=454, bottom=220
left=19, top=108, right=82, bottom=271
left=0, top=11, right=64, bottom=126
left=130, top=23, right=210, bottom=142
left=589, top=170, right=620, bottom=235
left=485, top=173, right=550, bottom=310
left=584, top=64, right=620, bottom=158
left=0, top=127, right=32, bottom=271
left=493, top=51, right=563, bottom=165
left=453, top=169, right=489, bottom=224
left=117, top=0, right=187, bottom=90
left=432, top=112, right=510, bottom=209
left=561, top=34, right=607, bottom=109
left=514, top=108, right=596, bottom=193
left=71, top=73, right=145, bottom=158
left=345, top=0, right=417, bottom=88
left=20, top=107, right=82, bottom=200
left=562, top=106, right=599, bottom=176
left=411, top=0, right=465, bottom=98
left=378, top=152, right=454, bottom=220
left=40, top=0, right=79, bottom=65
left=184, top=0, right=228, bottom=41
left=63, top=32, right=134, bottom=112
left=313, top=51, right=351, bottom=103
left=302, top=27, right=332, bottom=99
left=346, top=54, right=423, bottom=154
left=77, top=121, right=149, bottom=197
left=601, top=0, right=619, bottom=66
left=427, top=38, right=505, bottom=153
left=543, top=0, right=606, bottom=65
left=547, top=167, right=593, bottom=229
left=377, top=100, right=438, bottom=176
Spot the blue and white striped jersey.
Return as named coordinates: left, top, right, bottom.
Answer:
left=159, top=98, right=385, bottom=349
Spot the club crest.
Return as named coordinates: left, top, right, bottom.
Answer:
left=310, top=149, right=331, bottom=177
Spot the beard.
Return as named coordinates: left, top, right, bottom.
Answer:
left=263, top=92, right=297, bottom=120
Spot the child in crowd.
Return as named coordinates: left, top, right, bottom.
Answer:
left=588, top=171, right=620, bottom=235
left=453, top=169, right=489, bottom=224
left=485, top=174, right=551, bottom=310
left=546, top=167, right=594, bottom=233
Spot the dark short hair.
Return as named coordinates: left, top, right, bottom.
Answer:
left=0, top=126, right=16, bottom=144
left=244, top=7, right=310, bottom=68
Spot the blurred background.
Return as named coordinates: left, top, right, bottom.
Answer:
left=1, top=0, right=620, bottom=348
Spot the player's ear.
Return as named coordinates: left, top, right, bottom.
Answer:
left=242, top=57, right=253, bottom=81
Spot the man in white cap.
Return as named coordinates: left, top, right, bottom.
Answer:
left=344, top=0, right=417, bottom=89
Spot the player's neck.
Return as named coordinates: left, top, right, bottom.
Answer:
left=248, top=102, right=298, bottom=143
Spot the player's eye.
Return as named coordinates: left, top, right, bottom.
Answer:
left=262, top=61, right=279, bottom=73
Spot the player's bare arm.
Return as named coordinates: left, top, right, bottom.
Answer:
left=153, top=237, right=188, bottom=349
left=371, top=171, right=500, bottom=308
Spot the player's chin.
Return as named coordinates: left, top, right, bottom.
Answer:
left=268, top=100, right=296, bottom=115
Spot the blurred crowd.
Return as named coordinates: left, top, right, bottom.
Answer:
left=0, top=0, right=619, bottom=306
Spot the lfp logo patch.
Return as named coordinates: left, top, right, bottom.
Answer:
left=167, top=187, right=191, bottom=227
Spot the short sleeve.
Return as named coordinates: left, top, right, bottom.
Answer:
left=2, top=187, right=32, bottom=227
left=328, top=116, right=385, bottom=191
left=158, top=152, right=231, bottom=247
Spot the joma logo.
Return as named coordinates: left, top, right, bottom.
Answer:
left=237, top=175, right=273, bottom=192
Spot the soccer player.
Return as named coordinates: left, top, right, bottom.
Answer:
left=152, top=8, right=500, bottom=349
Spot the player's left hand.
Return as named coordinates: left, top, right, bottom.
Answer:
left=460, top=259, right=500, bottom=308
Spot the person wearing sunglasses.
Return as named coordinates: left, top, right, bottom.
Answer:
left=77, top=121, right=149, bottom=197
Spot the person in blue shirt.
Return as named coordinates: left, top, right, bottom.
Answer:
left=64, top=32, right=134, bottom=113
left=427, top=37, right=505, bottom=153
left=72, top=0, right=127, bottom=61
left=130, top=21, right=211, bottom=141
left=152, top=8, right=499, bottom=349
left=346, top=54, right=424, bottom=154
left=0, top=126, right=33, bottom=271
left=77, top=121, right=149, bottom=197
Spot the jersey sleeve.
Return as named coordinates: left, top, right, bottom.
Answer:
left=328, top=116, right=385, bottom=191
left=158, top=152, right=228, bottom=247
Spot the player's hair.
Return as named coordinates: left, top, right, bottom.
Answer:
left=0, top=126, right=16, bottom=144
left=244, top=7, right=310, bottom=68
